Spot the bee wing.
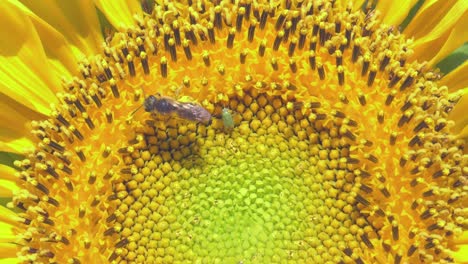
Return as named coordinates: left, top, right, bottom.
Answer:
left=177, top=103, right=212, bottom=124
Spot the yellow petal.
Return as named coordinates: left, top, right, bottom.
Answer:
left=452, top=231, right=468, bottom=263
left=428, top=13, right=468, bottom=66
left=94, top=0, right=142, bottom=30
left=0, top=222, right=16, bottom=243
left=0, top=206, right=18, bottom=228
left=0, top=94, right=43, bottom=154
left=448, top=88, right=468, bottom=135
left=440, top=60, right=468, bottom=92
left=0, top=165, right=17, bottom=182
left=0, top=94, right=46, bottom=153
left=19, top=0, right=102, bottom=57
left=0, top=246, right=16, bottom=260
left=377, top=0, right=418, bottom=27
left=0, top=139, right=34, bottom=155
left=407, top=0, right=468, bottom=64
left=0, top=258, right=19, bottom=264
left=0, top=180, right=18, bottom=197
left=0, top=1, right=60, bottom=116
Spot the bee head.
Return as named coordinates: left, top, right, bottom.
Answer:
left=144, top=95, right=157, bottom=112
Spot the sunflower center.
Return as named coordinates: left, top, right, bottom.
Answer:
left=116, top=93, right=360, bottom=262
left=8, top=0, right=466, bottom=263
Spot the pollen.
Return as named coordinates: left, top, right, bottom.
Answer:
left=7, top=0, right=466, bottom=263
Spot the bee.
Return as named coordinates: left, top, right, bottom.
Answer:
left=142, top=94, right=212, bottom=125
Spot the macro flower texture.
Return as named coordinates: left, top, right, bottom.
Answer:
left=0, top=0, right=467, bottom=263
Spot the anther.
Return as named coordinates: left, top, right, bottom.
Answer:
left=63, top=177, right=73, bottom=191
left=359, top=184, right=373, bottom=193
left=236, top=7, right=245, bottom=32
left=273, top=31, right=284, bottom=51
left=91, top=195, right=101, bottom=207
left=352, top=42, right=360, bottom=62
left=335, top=50, right=343, bottom=66
left=361, top=54, right=370, bottom=76
left=408, top=134, right=421, bottom=147
left=385, top=90, right=397, bottom=105
left=72, top=96, right=86, bottom=113
left=392, top=221, right=399, bottom=240
left=339, top=93, right=349, bottom=104
left=394, top=254, right=402, bottom=264
left=434, top=119, right=447, bottom=131
left=89, top=92, right=102, bottom=109
left=58, top=163, right=72, bottom=175
left=380, top=186, right=390, bottom=198
left=54, top=113, right=70, bottom=127
left=380, top=50, right=391, bottom=71
left=88, top=172, right=96, bottom=185
left=102, top=60, right=112, bottom=80
left=258, top=39, right=266, bottom=57
left=388, top=71, right=403, bottom=88
left=377, top=110, right=384, bottom=124
left=407, top=244, right=418, bottom=256
left=109, top=79, right=119, bottom=98
left=104, top=227, right=115, bottom=236
left=298, top=28, right=307, bottom=49
left=319, top=22, right=326, bottom=46
left=115, top=238, right=129, bottom=248
left=355, top=194, right=370, bottom=206
left=397, top=110, right=413, bottom=127
left=358, top=93, right=366, bottom=105
left=240, top=50, right=247, bottom=64
left=183, top=39, right=192, bottom=60
left=400, top=71, right=416, bottom=91
left=46, top=196, right=59, bottom=207
left=367, top=66, right=377, bottom=87
left=83, top=113, right=95, bottom=129
left=79, top=205, right=85, bottom=218
left=214, top=6, right=223, bottom=30
left=284, top=21, right=293, bottom=42
left=389, top=132, right=397, bottom=145
left=75, top=147, right=86, bottom=162
left=126, top=54, right=135, bottom=76
left=35, top=182, right=50, bottom=195
left=207, top=22, right=215, bottom=44
left=289, top=59, right=297, bottom=73
left=45, top=164, right=59, bottom=179
left=248, top=20, right=257, bottom=42
left=420, top=208, right=436, bottom=220
left=317, top=63, right=325, bottom=80
left=365, top=154, right=378, bottom=163
left=275, top=10, right=288, bottom=30
left=307, top=36, right=317, bottom=52
left=173, top=21, right=181, bottom=45
left=105, top=109, right=113, bottom=123
left=168, top=39, right=177, bottom=61
left=160, top=57, right=168, bottom=78
left=185, top=26, right=197, bottom=45
left=270, top=58, right=278, bottom=71
left=308, top=51, right=316, bottom=69
left=227, top=28, right=236, bottom=48
left=202, top=51, right=210, bottom=67
left=44, top=138, right=65, bottom=152
left=413, top=118, right=430, bottom=133
left=288, top=38, right=297, bottom=57
left=217, top=65, right=225, bottom=75
left=259, top=9, right=268, bottom=29
left=361, top=234, right=374, bottom=249
left=338, top=66, right=345, bottom=86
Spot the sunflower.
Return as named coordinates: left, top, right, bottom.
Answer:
left=1, top=0, right=467, bottom=263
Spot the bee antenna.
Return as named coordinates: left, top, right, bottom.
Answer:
left=127, top=89, right=148, bottom=121
left=129, top=104, right=145, bottom=117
